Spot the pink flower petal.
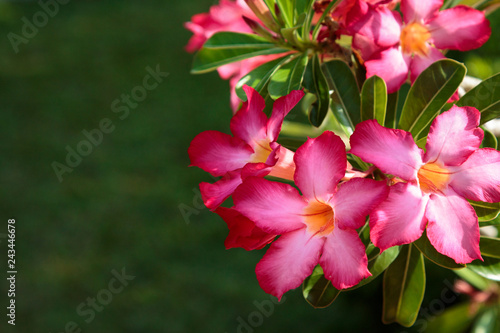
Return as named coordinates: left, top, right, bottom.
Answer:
left=352, top=33, right=380, bottom=60
left=346, top=1, right=402, bottom=47
left=294, top=131, right=347, bottom=202
left=350, top=120, right=423, bottom=181
left=365, top=47, right=411, bottom=93
left=409, top=47, right=444, bottom=82
left=200, top=171, right=243, bottom=210
left=256, top=228, right=324, bottom=300
left=267, top=143, right=296, bottom=181
left=267, top=90, right=305, bottom=142
left=370, top=183, right=428, bottom=251
left=230, top=85, right=268, bottom=146
left=449, top=148, right=500, bottom=203
left=424, top=105, right=483, bottom=166
left=188, top=130, right=253, bottom=177
left=233, top=177, right=307, bottom=234
left=215, top=207, right=276, bottom=251
left=333, top=178, right=389, bottom=230
left=320, top=227, right=371, bottom=289
left=401, top=0, right=442, bottom=23
left=425, top=190, right=482, bottom=264
left=427, top=6, right=491, bottom=51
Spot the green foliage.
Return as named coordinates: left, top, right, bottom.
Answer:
left=302, top=265, right=341, bottom=308
left=456, top=72, right=500, bottom=124
left=425, top=303, right=475, bottom=333
left=479, top=237, right=500, bottom=259
left=468, top=256, right=500, bottom=281
left=361, top=75, right=387, bottom=125
left=382, top=244, right=426, bottom=327
left=268, top=53, right=309, bottom=99
left=414, top=232, right=466, bottom=269
left=304, top=54, right=331, bottom=127
left=398, top=59, right=467, bottom=144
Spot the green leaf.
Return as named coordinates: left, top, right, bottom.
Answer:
left=276, top=0, right=294, bottom=27
left=304, top=54, right=330, bottom=127
left=361, top=75, right=387, bottom=124
left=191, top=32, right=288, bottom=74
left=479, top=237, right=500, bottom=259
left=471, top=307, right=500, bottom=333
left=348, top=246, right=401, bottom=290
left=268, top=53, right=308, bottom=99
left=480, top=128, right=498, bottom=149
left=236, top=55, right=292, bottom=100
left=382, top=244, right=426, bottom=327
left=470, top=201, right=500, bottom=222
left=480, top=214, right=500, bottom=227
left=385, top=91, right=399, bottom=128
left=322, top=59, right=361, bottom=134
left=454, top=267, right=491, bottom=291
left=456, top=72, right=500, bottom=125
left=468, top=256, right=500, bottom=281
left=276, top=136, right=308, bottom=151
left=425, top=303, right=476, bottom=333
left=414, top=232, right=466, bottom=269
left=302, top=265, right=341, bottom=308
left=398, top=59, right=466, bottom=141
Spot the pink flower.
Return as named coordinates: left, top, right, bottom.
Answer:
left=184, top=0, right=256, bottom=53
left=188, top=86, right=304, bottom=210
left=350, top=106, right=500, bottom=264
left=233, top=131, right=389, bottom=299
left=347, top=0, right=491, bottom=92
left=215, top=207, right=276, bottom=250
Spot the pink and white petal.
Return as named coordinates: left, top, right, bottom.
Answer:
left=370, top=183, right=428, bottom=251
left=294, top=131, right=347, bottom=202
left=352, top=33, right=381, bottom=60
left=424, top=105, right=483, bottom=166
left=350, top=120, right=423, bottom=180
left=218, top=62, right=243, bottom=80
left=449, top=148, right=500, bottom=203
left=267, top=90, right=305, bottom=142
left=427, top=6, right=491, bottom=51
left=233, top=177, right=307, bottom=234
left=409, top=47, right=444, bottom=83
left=346, top=1, right=402, bottom=47
left=230, top=85, right=268, bottom=145
left=215, top=207, right=276, bottom=251
left=320, top=227, right=371, bottom=289
left=401, top=0, right=443, bottom=24
left=267, top=144, right=296, bottom=181
left=256, top=228, right=324, bottom=300
left=333, top=178, right=389, bottom=230
left=200, top=171, right=243, bottom=210
left=188, top=130, right=253, bottom=177
left=365, top=47, right=411, bottom=93
left=425, top=190, right=482, bottom=264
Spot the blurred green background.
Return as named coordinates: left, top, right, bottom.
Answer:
left=0, top=1, right=498, bottom=332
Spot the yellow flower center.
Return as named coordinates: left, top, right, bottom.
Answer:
left=250, top=139, right=273, bottom=163
left=417, top=162, right=451, bottom=194
left=302, top=201, right=334, bottom=237
left=400, top=22, right=431, bottom=56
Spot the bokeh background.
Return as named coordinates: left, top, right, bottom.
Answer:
left=0, top=1, right=499, bottom=332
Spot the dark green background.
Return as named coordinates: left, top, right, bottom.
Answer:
left=0, top=1, right=498, bottom=332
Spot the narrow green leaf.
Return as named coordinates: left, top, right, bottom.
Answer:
left=304, top=55, right=330, bottom=127
left=480, top=128, right=498, bottom=149
left=236, top=55, right=292, bottom=100
left=471, top=307, right=500, bottom=333
left=276, top=136, right=308, bottom=151
left=276, top=0, right=294, bottom=27
left=322, top=60, right=361, bottom=126
left=414, top=232, right=465, bottom=269
left=399, top=59, right=466, bottom=141
left=468, top=256, right=500, bottom=281
left=385, top=91, right=399, bottom=128
left=470, top=201, right=500, bottom=222
left=361, top=75, right=387, bottom=124
left=454, top=267, right=491, bottom=291
left=268, top=53, right=308, bottom=99
left=479, top=237, right=500, bottom=259
left=480, top=214, right=500, bottom=227
left=425, top=303, right=476, bottom=333
left=382, top=244, right=426, bottom=327
left=302, top=265, right=341, bottom=308
left=348, top=246, right=401, bottom=290
left=191, top=32, right=288, bottom=73
left=456, top=72, right=500, bottom=125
